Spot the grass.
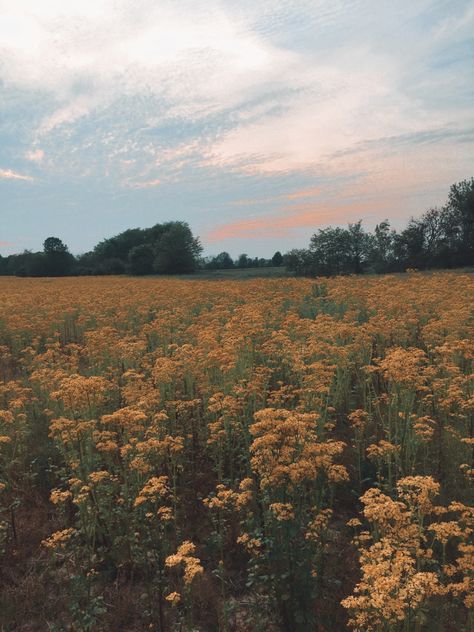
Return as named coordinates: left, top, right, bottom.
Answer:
left=175, top=266, right=291, bottom=280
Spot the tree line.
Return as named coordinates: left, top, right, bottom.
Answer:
left=202, top=250, right=283, bottom=270
left=284, top=178, right=474, bottom=276
left=0, top=221, right=202, bottom=277
left=0, top=178, right=472, bottom=277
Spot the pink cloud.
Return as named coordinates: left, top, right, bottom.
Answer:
left=0, top=168, right=34, bottom=181
left=207, top=198, right=389, bottom=241
left=286, top=186, right=324, bottom=200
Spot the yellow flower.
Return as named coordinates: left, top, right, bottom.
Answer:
left=42, top=528, right=76, bottom=549
left=165, top=591, right=181, bottom=605
left=269, top=502, right=294, bottom=521
left=50, top=489, right=72, bottom=504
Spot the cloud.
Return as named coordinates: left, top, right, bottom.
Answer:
left=25, top=148, right=44, bottom=162
left=207, top=198, right=390, bottom=241
left=125, top=178, right=161, bottom=189
left=0, top=168, right=33, bottom=181
left=0, top=241, right=14, bottom=247
left=0, top=0, right=299, bottom=137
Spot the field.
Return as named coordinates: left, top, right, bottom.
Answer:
left=0, top=273, right=473, bottom=631
left=166, top=266, right=291, bottom=280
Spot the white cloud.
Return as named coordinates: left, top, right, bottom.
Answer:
left=125, top=177, right=161, bottom=189
left=0, top=0, right=299, bottom=135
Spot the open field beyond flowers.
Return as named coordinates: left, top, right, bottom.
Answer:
left=0, top=273, right=473, bottom=631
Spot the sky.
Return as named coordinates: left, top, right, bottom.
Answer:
left=1, top=0, right=473, bottom=258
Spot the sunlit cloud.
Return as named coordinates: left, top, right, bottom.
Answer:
left=286, top=187, right=324, bottom=200
left=125, top=178, right=161, bottom=189
left=0, top=168, right=34, bottom=181
left=207, top=198, right=392, bottom=241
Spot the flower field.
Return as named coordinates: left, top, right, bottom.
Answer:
left=0, top=273, right=473, bottom=631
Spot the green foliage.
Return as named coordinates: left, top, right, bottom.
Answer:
left=128, top=244, right=155, bottom=276
left=204, top=251, right=235, bottom=270
left=1, top=222, right=202, bottom=277
left=43, top=237, right=75, bottom=276
left=271, top=251, right=283, bottom=267
left=153, top=221, right=202, bottom=274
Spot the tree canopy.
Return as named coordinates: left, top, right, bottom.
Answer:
left=1, top=222, right=202, bottom=277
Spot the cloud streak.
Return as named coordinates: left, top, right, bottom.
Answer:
left=207, top=198, right=392, bottom=241
left=0, top=168, right=34, bottom=181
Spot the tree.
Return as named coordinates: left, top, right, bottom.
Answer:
left=0, top=254, right=6, bottom=275
left=43, top=237, right=75, bottom=276
left=368, top=220, right=396, bottom=273
left=271, top=251, right=283, bottom=267
left=309, top=227, right=352, bottom=275
left=418, top=207, right=445, bottom=268
left=205, top=252, right=234, bottom=270
left=128, top=244, right=154, bottom=275
left=3, top=250, right=47, bottom=277
left=43, top=236, right=69, bottom=255
left=393, top=219, right=426, bottom=270
left=237, top=254, right=250, bottom=268
left=445, top=178, right=474, bottom=266
left=283, top=249, right=315, bottom=276
left=94, top=228, right=146, bottom=263
left=343, top=221, right=368, bottom=274
left=98, top=258, right=126, bottom=275
left=88, top=222, right=202, bottom=275
left=154, top=222, right=202, bottom=274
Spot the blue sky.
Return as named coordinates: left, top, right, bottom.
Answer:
left=1, top=0, right=473, bottom=258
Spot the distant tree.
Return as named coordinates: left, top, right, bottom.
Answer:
left=347, top=221, right=371, bottom=274
left=205, top=252, right=234, bottom=270
left=154, top=222, right=202, bottom=274
left=94, top=228, right=146, bottom=262
left=27, top=252, right=48, bottom=276
left=128, top=244, right=154, bottom=275
left=75, top=251, right=99, bottom=275
left=5, top=250, right=46, bottom=277
left=237, top=253, right=250, bottom=268
left=393, top=219, right=426, bottom=269
left=248, top=256, right=269, bottom=268
left=309, top=227, right=351, bottom=275
left=43, top=236, right=67, bottom=255
left=419, top=207, right=445, bottom=268
left=43, top=237, right=75, bottom=276
left=146, top=223, right=168, bottom=243
left=445, top=178, right=474, bottom=266
left=88, top=222, right=201, bottom=275
left=283, top=249, right=315, bottom=276
left=271, top=251, right=283, bottom=266
left=98, top=258, right=126, bottom=275
left=368, top=220, right=397, bottom=273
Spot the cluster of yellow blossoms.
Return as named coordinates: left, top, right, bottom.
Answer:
left=0, top=272, right=472, bottom=631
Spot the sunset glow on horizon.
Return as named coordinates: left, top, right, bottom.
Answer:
left=1, top=0, right=473, bottom=257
